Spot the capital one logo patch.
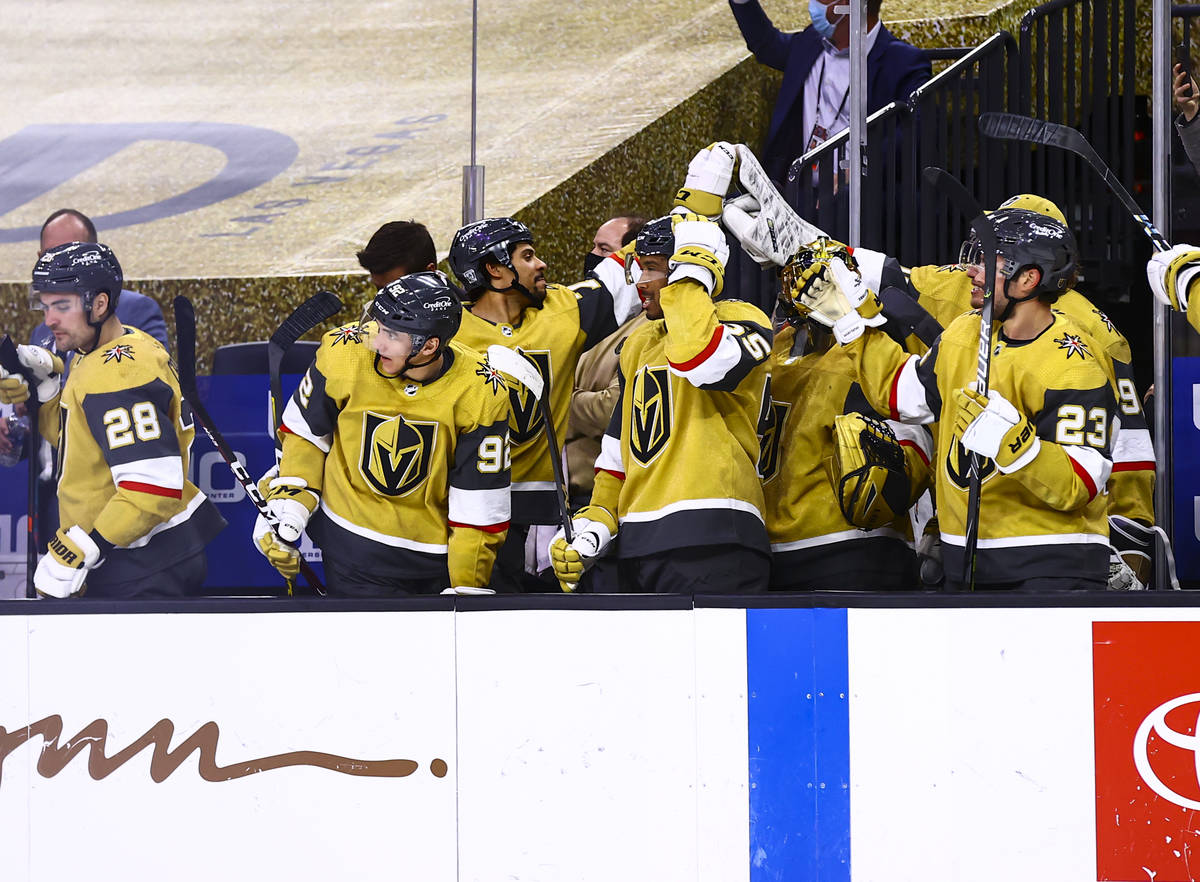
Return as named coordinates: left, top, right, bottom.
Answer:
left=1094, top=622, right=1200, bottom=881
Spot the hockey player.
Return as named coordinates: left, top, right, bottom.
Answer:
left=1148, top=243, right=1200, bottom=335
left=794, top=209, right=1117, bottom=590
left=0, top=242, right=224, bottom=598
left=449, top=217, right=616, bottom=591
left=254, top=272, right=512, bottom=595
left=761, top=292, right=932, bottom=590
left=549, top=213, right=774, bottom=594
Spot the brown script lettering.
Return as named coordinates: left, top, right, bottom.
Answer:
left=0, top=715, right=446, bottom=785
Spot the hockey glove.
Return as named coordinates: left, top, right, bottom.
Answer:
left=35, top=525, right=103, bottom=598
left=548, top=505, right=617, bottom=593
left=1147, top=244, right=1200, bottom=311
left=251, top=473, right=319, bottom=579
left=827, top=413, right=912, bottom=530
left=673, top=141, right=738, bottom=219
left=668, top=212, right=729, bottom=298
left=0, top=345, right=63, bottom=406
left=791, top=257, right=886, bottom=343
left=1108, top=514, right=1154, bottom=589
left=954, top=387, right=1041, bottom=474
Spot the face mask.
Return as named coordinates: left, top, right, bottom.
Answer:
left=808, top=0, right=842, bottom=40
left=583, top=252, right=605, bottom=276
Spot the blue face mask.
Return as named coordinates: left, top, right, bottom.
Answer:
left=808, top=0, right=843, bottom=40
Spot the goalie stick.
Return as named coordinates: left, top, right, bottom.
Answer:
left=173, top=296, right=326, bottom=596
left=0, top=334, right=38, bottom=598
left=268, top=290, right=342, bottom=465
left=485, top=344, right=574, bottom=544
left=977, top=112, right=1171, bottom=253
left=921, top=167, right=998, bottom=589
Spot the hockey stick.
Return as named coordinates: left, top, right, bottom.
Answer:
left=173, top=297, right=326, bottom=596
left=485, top=344, right=574, bottom=543
left=268, top=290, right=342, bottom=466
left=921, top=167, right=998, bottom=589
left=977, top=112, right=1171, bottom=253
left=0, top=335, right=39, bottom=599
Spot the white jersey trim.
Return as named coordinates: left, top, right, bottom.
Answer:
left=853, top=247, right=887, bottom=293
left=449, top=485, right=511, bottom=526
left=595, top=433, right=623, bottom=474
left=668, top=325, right=744, bottom=388
left=281, top=397, right=332, bottom=454
left=512, top=480, right=556, bottom=493
left=118, top=491, right=206, bottom=550
left=621, top=497, right=764, bottom=525
left=320, top=499, right=448, bottom=554
left=941, top=530, right=1109, bottom=548
left=894, top=355, right=935, bottom=424
left=1111, top=425, right=1154, bottom=465
left=111, top=455, right=184, bottom=491
left=1064, top=443, right=1112, bottom=492
left=772, top=526, right=908, bottom=553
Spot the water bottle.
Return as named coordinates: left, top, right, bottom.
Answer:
left=0, top=414, right=29, bottom=468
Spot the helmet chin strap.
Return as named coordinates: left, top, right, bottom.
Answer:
left=995, top=270, right=1041, bottom=323
left=79, top=297, right=112, bottom=354
left=488, top=266, right=542, bottom=306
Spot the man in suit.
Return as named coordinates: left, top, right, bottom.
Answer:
left=729, top=0, right=931, bottom=184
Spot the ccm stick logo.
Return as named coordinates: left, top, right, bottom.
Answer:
left=0, top=715, right=447, bottom=785
left=1133, top=693, right=1200, bottom=810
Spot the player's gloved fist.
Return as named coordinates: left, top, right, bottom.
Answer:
left=0, top=345, right=63, bottom=405
left=667, top=212, right=729, bottom=298
left=253, top=519, right=301, bottom=579
left=35, top=525, right=103, bottom=598
left=1146, top=244, right=1200, bottom=311
left=954, top=386, right=1041, bottom=473
left=674, top=141, right=738, bottom=218
left=263, top=475, right=319, bottom=543
left=548, top=505, right=617, bottom=592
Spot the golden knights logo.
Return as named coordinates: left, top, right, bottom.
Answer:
left=359, top=411, right=437, bottom=497
left=507, top=349, right=551, bottom=444
left=944, top=434, right=996, bottom=490
left=329, top=326, right=362, bottom=346
left=1054, top=333, right=1091, bottom=360
left=758, top=389, right=790, bottom=483
left=630, top=365, right=672, bottom=467
left=102, top=343, right=135, bottom=364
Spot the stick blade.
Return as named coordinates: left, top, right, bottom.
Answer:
left=269, top=290, right=343, bottom=348
left=485, top=345, right=544, bottom=399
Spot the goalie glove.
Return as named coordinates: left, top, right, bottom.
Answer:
left=36, top=525, right=104, bottom=598
left=0, top=344, right=63, bottom=406
left=826, top=413, right=913, bottom=530
left=668, top=212, right=729, bottom=298
left=953, top=386, right=1041, bottom=473
left=789, top=256, right=886, bottom=344
left=1108, top=514, right=1154, bottom=590
left=251, top=471, right=319, bottom=579
left=674, top=141, right=738, bottom=219
left=548, top=505, right=617, bottom=593
left=1146, top=244, right=1200, bottom=312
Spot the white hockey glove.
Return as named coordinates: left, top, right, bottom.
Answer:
left=36, top=525, right=102, bottom=598
left=953, top=386, right=1041, bottom=474
left=674, top=141, right=738, bottom=218
left=668, top=212, right=730, bottom=298
left=548, top=505, right=617, bottom=593
left=790, top=256, right=886, bottom=343
left=252, top=471, right=319, bottom=579
left=1146, top=244, right=1200, bottom=311
left=0, top=345, right=63, bottom=406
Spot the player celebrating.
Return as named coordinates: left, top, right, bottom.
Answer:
left=449, top=217, right=616, bottom=591
left=549, top=213, right=774, bottom=594
left=256, top=272, right=512, bottom=595
left=796, top=209, right=1117, bottom=590
left=0, top=243, right=224, bottom=598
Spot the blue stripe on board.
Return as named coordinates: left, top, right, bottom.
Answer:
left=747, top=607, right=850, bottom=882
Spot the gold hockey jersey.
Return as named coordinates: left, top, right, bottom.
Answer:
left=50, top=325, right=224, bottom=581
left=762, top=324, right=931, bottom=573
left=594, top=280, right=773, bottom=558
left=456, top=282, right=615, bottom=525
left=845, top=310, right=1117, bottom=585
left=902, top=264, right=1154, bottom=526
left=280, top=330, right=512, bottom=589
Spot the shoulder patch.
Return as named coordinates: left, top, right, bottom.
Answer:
left=1054, top=333, right=1091, bottom=361
left=101, top=343, right=136, bottom=364
left=327, top=325, right=363, bottom=346
left=1091, top=307, right=1115, bottom=334
left=475, top=354, right=508, bottom=394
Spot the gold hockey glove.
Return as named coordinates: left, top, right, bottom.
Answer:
left=0, top=345, right=63, bottom=405
left=954, top=386, right=1041, bottom=473
left=827, top=413, right=913, bottom=529
left=548, top=505, right=618, bottom=592
left=673, top=142, right=738, bottom=218
left=667, top=212, right=729, bottom=298
left=35, top=525, right=103, bottom=598
left=1147, top=243, right=1200, bottom=311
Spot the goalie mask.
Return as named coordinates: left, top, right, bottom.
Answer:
left=448, top=217, right=541, bottom=304
left=360, top=271, right=462, bottom=377
left=959, top=208, right=1076, bottom=316
left=779, top=237, right=858, bottom=317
